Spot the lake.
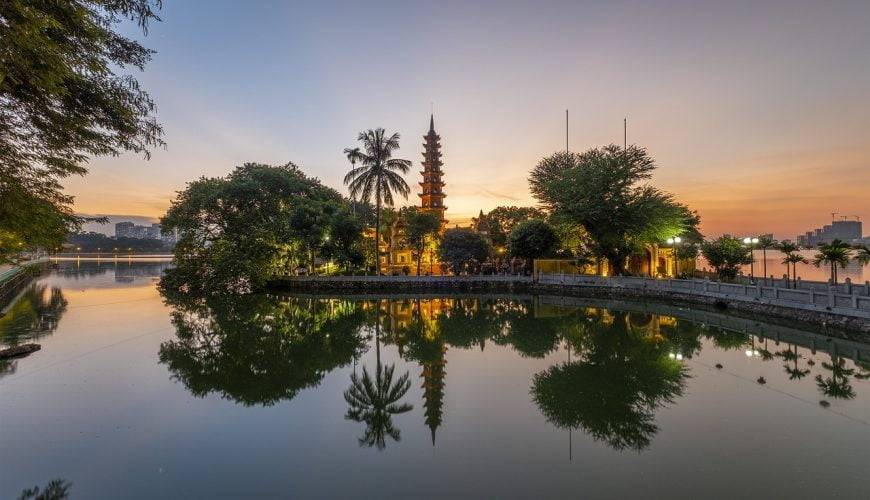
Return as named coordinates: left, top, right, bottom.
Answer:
left=1, top=261, right=869, bottom=499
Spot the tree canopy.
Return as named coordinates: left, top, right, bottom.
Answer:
left=529, top=146, right=699, bottom=275
left=402, top=207, right=442, bottom=275
left=701, top=235, right=752, bottom=281
left=437, top=228, right=492, bottom=275
left=507, top=219, right=559, bottom=261
left=160, top=162, right=360, bottom=294
left=472, top=206, right=545, bottom=248
left=0, top=0, right=164, bottom=261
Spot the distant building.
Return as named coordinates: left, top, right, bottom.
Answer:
left=797, top=219, right=863, bottom=247
left=115, top=221, right=164, bottom=240
left=115, top=221, right=135, bottom=238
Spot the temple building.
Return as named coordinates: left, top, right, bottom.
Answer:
left=380, top=115, right=448, bottom=275
left=419, top=114, right=447, bottom=224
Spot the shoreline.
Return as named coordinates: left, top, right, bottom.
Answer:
left=267, top=275, right=870, bottom=337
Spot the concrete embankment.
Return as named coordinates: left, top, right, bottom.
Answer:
left=267, top=275, right=870, bottom=336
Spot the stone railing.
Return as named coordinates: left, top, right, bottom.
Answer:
left=537, top=273, right=870, bottom=320
left=285, top=274, right=531, bottom=283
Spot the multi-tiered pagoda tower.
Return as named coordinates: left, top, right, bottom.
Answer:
left=419, top=114, right=447, bottom=224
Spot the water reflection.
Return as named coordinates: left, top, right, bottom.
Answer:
left=532, top=311, right=689, bottom=452
left=158, top=294, right=367, bottom=406
left=157, top=292, right=870, bottom=453
left=17, top=479, right=71, bottom=500
left=0, top=284, right=68, bottom=378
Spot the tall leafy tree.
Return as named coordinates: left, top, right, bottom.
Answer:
left=403, top=207, right=442, bottom=275
left=812, top=239, right=852, bottom=284
left=344, top=129, right=412, bottom=275
left=529, top=146, right=698, bottom=275
left=0, top=0, right=164, bottom=258
left=161, top=163, right=351, bottom=293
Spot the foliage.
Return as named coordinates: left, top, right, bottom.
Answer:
left=812, top=239, right=852, bottom=284
left=158, top=294, right=367, bottom=406
left=344, top=129, right=412, bottom=275
left=65, top=232, right=170, bottom=253
left=472, top=206, right=545, bottom=248
left=437, top=228, right=492, bottom=275
left=403, top=207, right=442, bottom=275
left=853, top=245, right=870, bottom=266
left=701, top=235, right=752, bottom=281
left=0, top=1, right=163, bottom=261
left=507, top=219, right=559, bottom=261
left=0, top=182, right=83, bottom=264
left=529, top=146, right=699, bottom=275
left=160, top=162, right=356, bottom=294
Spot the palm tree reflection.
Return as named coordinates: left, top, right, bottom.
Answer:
left=344, top=305, right=413, bottom=450
left=816, top=355, right=856, bottom=400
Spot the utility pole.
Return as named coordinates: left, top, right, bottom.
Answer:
left=566, top=109, right=569, bottom=155
left=624, top=117, right=627, bottom=149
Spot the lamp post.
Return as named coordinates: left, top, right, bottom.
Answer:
left=743, top=237, right=759, bottom=281
left=666, top=236, right=682, bottom=277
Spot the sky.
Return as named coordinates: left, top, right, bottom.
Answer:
left=66, top=0, right=870, bottom=239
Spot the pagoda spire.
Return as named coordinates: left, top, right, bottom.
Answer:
left=419, top=114, right=447, bottom=223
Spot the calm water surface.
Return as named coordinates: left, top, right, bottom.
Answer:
left=2, top=262, right=869, bottom=499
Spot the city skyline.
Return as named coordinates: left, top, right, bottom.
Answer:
left=62, top=1, right=870, bottom=239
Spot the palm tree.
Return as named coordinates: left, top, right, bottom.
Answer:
left=344, top=129, right=412, bottom=275
left=343, top=146, right=361, bottom=215
left=778, top=241, right=802, bottom=288
left=854, top=245, right=870, bottom=266
left=812, top=239, right=852, bottom=284
left=757, top=235, right=777, bottom=284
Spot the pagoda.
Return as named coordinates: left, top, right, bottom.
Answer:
left=419, top=114, right=447, bottom=224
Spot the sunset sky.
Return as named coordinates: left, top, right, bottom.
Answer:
left=66, top=0, right=870, bottom=239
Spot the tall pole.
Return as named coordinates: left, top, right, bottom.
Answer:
left=624, top=117, right=627, bottom=149
left=566, top=109, right=569, bottom=155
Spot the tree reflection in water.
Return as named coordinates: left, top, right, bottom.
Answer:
left=158, top=293, right=367, bottom=406
left=17, top=478, right=71, bottom=500
left=155, top=291, right=868, bottom=453
left=816, top=356, right=856, bottom=400
left=344, top=305, right=413, bottom=450
left=532, top=311, right=689, bottom=452
left=0, top=284, right=68, bottom=379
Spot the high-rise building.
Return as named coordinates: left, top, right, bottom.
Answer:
left=114, top=221, right=164, bottom=240
left=115, top=221, right=135, bottom=238
left=419, top=114, right=447, bottom=224
left=797, top=219, right=863, bottom=247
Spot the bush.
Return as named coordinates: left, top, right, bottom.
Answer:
left=701, top=235, right=751, bottom=281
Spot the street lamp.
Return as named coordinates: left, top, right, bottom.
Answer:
left=666, top=236, right=682, bottom=277
left=743, top=237, right=759, bottom=281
